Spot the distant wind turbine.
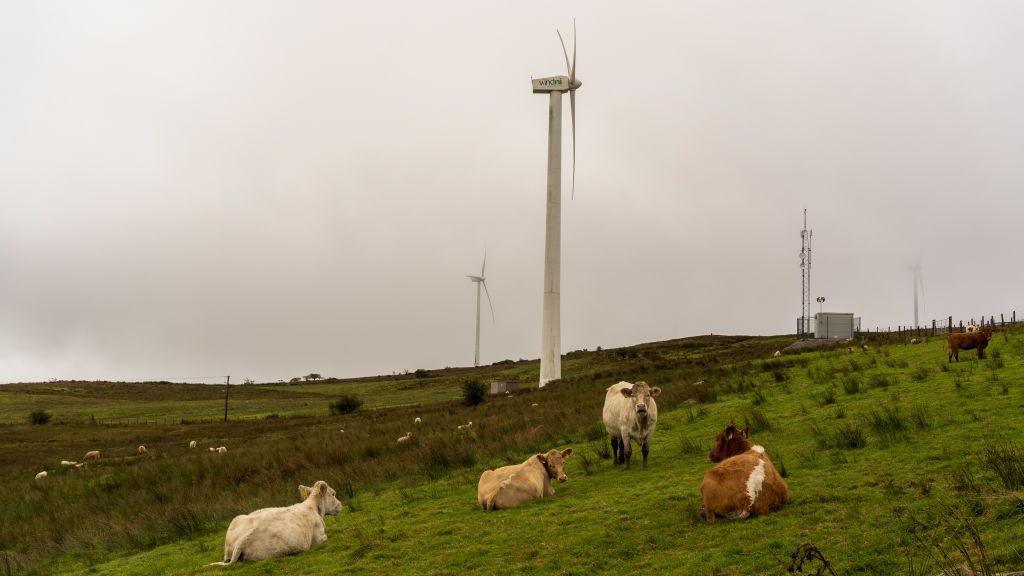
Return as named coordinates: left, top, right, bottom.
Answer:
left=468, top=253, right=494, bottom=367
left=532, top=21, right=581, bottom=387
left=909, top=264, right=925, bottom=328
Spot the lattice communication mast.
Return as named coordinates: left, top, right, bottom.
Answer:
left=799, top=208, right=813, bottom=336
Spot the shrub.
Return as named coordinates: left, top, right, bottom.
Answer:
left=329, top=394, right=363, bottom=415
left=413, top=369, right=429, bottom=379
left=29, top=410, right=51, bottom=425
left=461, top=380, right=487, bottom=406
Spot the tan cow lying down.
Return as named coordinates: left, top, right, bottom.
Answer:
left=477, top=448, right=573, bottom=510
left=700, top=424, right=788, bottom=522
left=209, top=480, right=342, bottom=565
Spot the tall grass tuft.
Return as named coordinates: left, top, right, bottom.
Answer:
left=865, top=404, right=907, bottom=441
left=680, top=437, right=704, bottom=455
left=910, top=366, right=932, bottom=382
left=867, top=373, right=892, bottom=389
left=984, top=443, right=1024, bottom=490
left=744, top=408, right=773, bottom=433
left=819, top=387, right=837, bottom=406
left=910, top=405, right=931, bottom=430
left=841, top=375, right=861, bottom=395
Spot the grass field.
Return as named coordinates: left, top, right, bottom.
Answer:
left=4, top=331, right=1024, bottom=575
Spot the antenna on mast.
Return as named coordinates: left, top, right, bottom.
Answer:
left=799, top=208, right=813, bottom=337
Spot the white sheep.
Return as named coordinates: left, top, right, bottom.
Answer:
left=60, top=460, right=76, bottom=467
left=773, top=350, right=781, bottom=358
left=35, top=471, right=47, bottom=481
left=217, top=446, right=228, bottom=454
left=138, top=445, right=147, bottom=455
left=397, top=432, right=413, bottom=444
left=457, top=421, right=473, bottom=431
left=189, top=440, right=197, bottom=449
left=414, top=417, right=422, bottom=424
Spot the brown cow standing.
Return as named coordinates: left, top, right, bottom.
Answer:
left=948, top=328, right=992, bottom=362
left=700, top=424, right=788, bottom=523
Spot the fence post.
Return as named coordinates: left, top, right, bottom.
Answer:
left=1001, top=313, right=1005, bottom=326
left=1014, top=311, right=1017, bottom=323
left=932, top=319, right=936, bottom=336
left=990, top=316, right=995, bottom=327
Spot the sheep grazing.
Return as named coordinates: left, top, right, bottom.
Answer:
left=531, top=403, right=539, bottom=408
left=339, top=429, right=345, bottom=433
left=60, top=460, right=76, bottom=467
left=457, top=421, right=473, bottom=431
left=73, top=463, right=85, bottom=469
left=910, top=338, right=921, bottom=344
left=138, top=445, right=147, bottom=455
left=414, top=417, right=422, bottom=424
left=217, top=446, right=228, bottom=454
left=773, top=351, right=781, bottom=358
left=209, top=447, right=217, bottom=452
left=189, top=440, right=198, bottom=449
left=397, top=432, right=413, bottom=444
left=35, top=471, right=47, bottom=481
left=847, top=347, right=854, bottom=353
left=861, top=344, right=869, bottom=352
left=83, top=450, right=100, bottom=462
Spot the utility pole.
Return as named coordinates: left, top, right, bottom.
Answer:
left=223, top=375, right=230, bottom=422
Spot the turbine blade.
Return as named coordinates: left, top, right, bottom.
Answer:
left=557, top=30, right=571, bottom=77
left=481, top=280, right=495, bottom=322
left=569, top=89, right=576, bottom=199
left=571, top=19, right=576, bottom=83
left=481, top=251, right=486, bottom=277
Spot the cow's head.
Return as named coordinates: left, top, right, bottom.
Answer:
left=299, top=481, right=343, bottom=516
left=619, top=381, right=661, bottom=417
left=536, top=448, right=573, bottom=483
left=708, top=423, right=752, bottom=463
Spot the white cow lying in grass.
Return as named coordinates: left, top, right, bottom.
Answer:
left=209, top=481, right=342, bottom=565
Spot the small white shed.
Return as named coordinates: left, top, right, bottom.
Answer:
left=815, top=312, right=856, bottom=340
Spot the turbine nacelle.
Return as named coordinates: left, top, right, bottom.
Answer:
left=531, top=75, right=582, bottom=93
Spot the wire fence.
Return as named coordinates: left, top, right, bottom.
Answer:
left=0, top=413, right=303, bottom=427
left=860, top=309, right=1021, bottom=338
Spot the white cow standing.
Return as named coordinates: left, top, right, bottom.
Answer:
left=209, top=480, right=342, bottom=565
left=602, top=381, right=661, bottom=469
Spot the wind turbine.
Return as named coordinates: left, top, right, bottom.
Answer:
left=468, top=253, right=494, bottom=367
left=909, top=264, right=925, bottom=328
left=532, top=22, right=581, bottom=387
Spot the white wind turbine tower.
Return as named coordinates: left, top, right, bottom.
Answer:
left=467, top=253, right=494, bottom=367
left=532, top=22, right=581, bottom=387
left=909, top=264, right=925, bottom=328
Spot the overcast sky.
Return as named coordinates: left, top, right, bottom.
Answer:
left=2, top=1, right=1022, bottom=383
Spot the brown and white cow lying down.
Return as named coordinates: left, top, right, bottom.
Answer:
left=477, top=448, right=573, bottom=510
left=948, top=328, right=992, bottom=362
left=700, top=424, right=788, bottom=523
left=603, top=381, right=661, bottom=469
left=209, top=480, right=342, bottom=565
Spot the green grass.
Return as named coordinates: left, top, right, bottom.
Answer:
left=4, top=331, right=1024, bottom=575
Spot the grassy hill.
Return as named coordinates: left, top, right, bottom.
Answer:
left=3, top=331, right=1024, bottom=575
